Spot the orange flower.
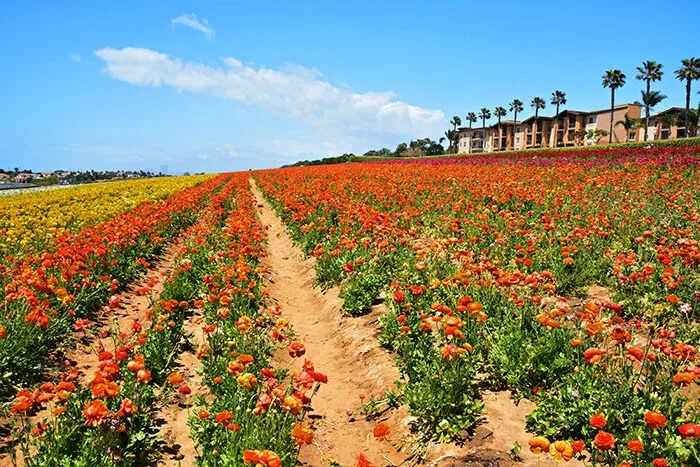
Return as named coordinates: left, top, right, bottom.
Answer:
left=570, top=339, right=584, bottom=347
left=673, top=372, right=696, bottom=387
left=242, top=450, right=281, bottom=467
left=571, top=440, right=585, bottom=453
left=215, top=411, right=234, bottom=424
left=167, top=371, right=184, bottom=386
left=116, top=398, right=138, bottom=417
left=627, top=439, right=643, bottom=453
left=589, top=413, right=607, bottom=429
left=373, top=422, right=391, bottom=440
left=291, top=423, right=314, bottom=446
left=198, top=410, right=210, bottom=420
left=288, top=342, right=306, bottom=358
left=83, top=400, right=109, bottom=427
left=237, top=373, right=258, bottom=389
left=356, top=453, right=378, bottom=467
left=593, top=431, right=615, bottom=451
left=549, top=440, right=574, bottom=462
left=528, top=436, right=550, bottom=456
left=583, top=348, right=604, bottom=364
left=0, top=323, right=6, bottom=339
left=644, top=411, right=667, bottom=429
left=652, top=459, right=669, bottom=467
left=137, top=369, right=151, bottom=384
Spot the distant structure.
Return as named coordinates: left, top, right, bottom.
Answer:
left=457, top=104, right=696, bottom=153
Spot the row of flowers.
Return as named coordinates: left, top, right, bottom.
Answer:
left=7, top=173, right=241, bottom=464
left=253, top=152, right=699, bottom=465
left=0, top=174, right=212, bottom=260
left=0, top=174, right=230, bottom=397
left=187, top=173, right=326, bottom=466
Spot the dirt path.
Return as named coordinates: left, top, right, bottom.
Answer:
left=251, top=179, right=409, bottom=467
left=156, top=307, right=206, bottom=466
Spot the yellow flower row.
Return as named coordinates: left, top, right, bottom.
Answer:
left=0, top=175, right=214, bottom=257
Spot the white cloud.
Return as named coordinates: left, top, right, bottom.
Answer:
left=93, top=47, right=446, bottom=143
left=171, top=13, right=214, bottom=39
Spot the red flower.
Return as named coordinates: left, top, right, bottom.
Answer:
left=373, top=422, right=390, bottom=440
left=627, top=439, right=643, bottom=453
left=594, top=431, right=615, bottom=451
left=678, top=423, right=700, bottom=439
left=571, top=440, right=585, bottom=453
left=644, top=411, right=667, bottom=429
left=652, top=459, right=669, bottom=467
left=589, top=413, right=607, bottom=429
left=583, top=348, right=604, bottom=364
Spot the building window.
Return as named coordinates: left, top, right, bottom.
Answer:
left=628, top=132, right=636, bottom=141
left=516, top=127, right=521, bottom=132
left=588, top=116, right=595, bottom=124
left=515, top=137, right=520, bottom=144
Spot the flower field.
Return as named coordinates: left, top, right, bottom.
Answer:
left=0, top=175, right=212, bottom=259
left=254, top=145, right=700, bottom=465
left=1, top=145, right=699, bottom=466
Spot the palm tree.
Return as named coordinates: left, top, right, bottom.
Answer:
left=636, top=61, right=663, bottom=141
left=509, top=99, right=524, bottom=149
left=602, top=69, right=627, bottom=143
left=478, top=108, right=491, bottom=152
left=466, top=112, right=477, bottom=154
left=530, top=97, right=546, bottom=147
left=450, top=115, right=462, bottom=132
left=443, top=129, right=457, bottom=153
left=615, top=113, right=641, bottom=141
left=674, top=58, right=700, bottom=138
left=640, top=90, right=666, bottom=140
left=494, top=106, right=507, bottom=150
left=550, top=91, right=567, bottom=147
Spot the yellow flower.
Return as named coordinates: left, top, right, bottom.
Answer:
left=549, top=440, right=574, bottom=462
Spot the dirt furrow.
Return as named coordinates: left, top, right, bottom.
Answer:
left=251, top=179, right=409, bottom=466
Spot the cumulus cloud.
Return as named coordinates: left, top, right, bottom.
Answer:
left=93, top=47, right=445, bottom=140
left=171, top=13, right=215, bottom=39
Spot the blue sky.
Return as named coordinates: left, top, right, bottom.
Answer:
left=1, top=1, right=699, bottom=173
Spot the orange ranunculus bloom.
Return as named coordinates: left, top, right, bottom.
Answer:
left=549, top=440, right=574, bottom=462
left=167, top=371, right=184, bottom=386
left=583, top=348, right=604, bottom=364
left=571, top=440, right=585, bottom=453
left=627, top=439, right=643, bottom=453
left=570, top=339, right=584, bottom=347
left=528, top=436, right=550, bottom=455
left=356, top=453, right=378, bottom=467
left=644, top=411, right=667, bottom=429
left=116, top=398, right=138, bottom=418
left=83, top=400, right=109, bottom=427
left=288, top=342, right=306, bottom=358
left=652, top=458, right=669, bottom=467
left=242, top=450, right=281, bottom=467
left=589, top=414, right=607, bottom=429
left=137, top=369, right=151, bottom=384
left=215, top=411, right=234, bottom=424
left=673, top=372, right=696, bottom=387
left=237, top=373, right=258, bottom=389
left=291, top=424, right=314, bottom=446
left=373, top=422, right=390, bottom=440
left=586, top=321, right=605, bottom=336
left=593, top=431, right=615, bottom=450
left=0, top=323, right=6, bottom=339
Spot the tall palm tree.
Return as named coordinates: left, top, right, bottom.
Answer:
left=674, top=58, right=700, bottom=138
left=531, top=97, right=546, bottom=147
left=494, top=106, right=507, bottom=150
left=615, top=113, right=641, bottom=141
left=466, top=112, right=478, bottom=154
left=636, top=61, right=663, bottom=141
left=640, top=90, right=666, bottom=140
left=509, top=99, right=524, bottom=149
left=550, top=90, right=567, bottom=147
left=443, top=129, right=457, bottom=153
left=602, top=69, right=627, bottom=143
left=450, top=115, right=462, bottom=132
left=478, top=108, right=491, bottom=152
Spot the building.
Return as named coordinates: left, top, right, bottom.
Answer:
left=646, top=107, right=697, bottom=141
left=456, top=103, right=659, bottom=153
left=13, top=173, right=33, bottom=183
left=0, top=173, right=10, bottom=183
